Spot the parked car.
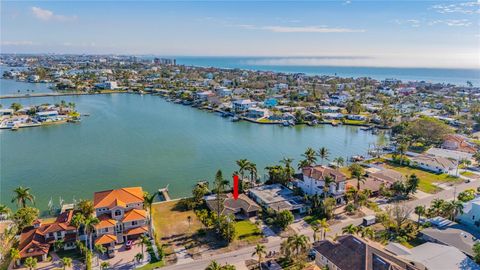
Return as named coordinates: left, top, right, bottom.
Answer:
left=125, top=240, right=133, bottom=250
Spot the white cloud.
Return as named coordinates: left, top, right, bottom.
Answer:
left=237, top=24, right=365, bottom=33
left=431, top=2, right=480, bottom=14
left=343, top=1, right=352, bottom=5
left=31, top=7, right=77, bottom=22
left=429, top=19, right=472, bottom=27
left=394, top=19, right=421, bottom=27
left=0, top=41, right=35, bottom=46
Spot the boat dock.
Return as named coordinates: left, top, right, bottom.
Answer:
left=158, top=185, right=171, bottom=201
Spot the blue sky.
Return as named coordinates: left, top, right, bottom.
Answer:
left=1, top=1, right=479, bottom=68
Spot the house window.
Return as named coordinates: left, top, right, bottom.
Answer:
left=56, top=231, right=62, bottom=237
left=105, top=228, right=109, bottom=232
left=132, top=221, right=138, bottom=226
left=114, top=210, right=122, bottom=216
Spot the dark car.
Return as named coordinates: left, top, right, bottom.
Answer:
left=125, top=240, right=133, bottom=250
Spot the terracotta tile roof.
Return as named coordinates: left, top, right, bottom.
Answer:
left=94, top=187, right=144, bottom=209
left=122, top=209, right=147, bottom=222
left=95, top=214, right=117, bottom=229
left=443, top=134, right=477, bottom=154
left=302, top=165, right=347, bottom=183
left=125, top=225, right=148, bottom=236
left=95, top=234, right=117, bottom=245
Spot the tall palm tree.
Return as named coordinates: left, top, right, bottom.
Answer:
left=138, top=235, right=150, bottom=258
left=397, top=143, right=408, bottom=165
left=11, top=186, right=35, bottom=208
left=297, top=159, right=311, bottom=170
left=236, top=159, right=251, bottom=183
left=143, top=191, right=157, bottom=237
left=311, top=223, right=320, bottom=242
left=349, top=163, right=366, bottom=190
left=61, top=257, right=72, bottom=270
left=214, top=170, right=229, bottom=218
left=317, top=147, right=330, bottom=164
left=414, top=205, right=425, bottom=226
left=84, top=216, right=100, bottom=251
left=95, top=244, right=107, bottom=264
left=247, top=162, right=258, bottom=187
left=77, top=199, right=95, bottom=218
left=323, top=176, right=335, bottom=198
left=71, top=213, right=85, bottom=241
left=252, top=244, right=267, bottom=270
left=280, top=157, right=295, bottom=181
left=302, top=147, right=317, bottom=167
left=333, top=157, right=345, bottom=168
left=287, top=234, right=311, bottom=258
left=317, top=218, right=329, bottom=240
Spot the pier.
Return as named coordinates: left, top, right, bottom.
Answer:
left=158, top=185, right=171, bottom=201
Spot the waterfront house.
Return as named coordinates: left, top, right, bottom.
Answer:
left=249, top=184, right=307, bottom=213
left=425, top=147, right=473, bottom=162
left=195, top=90, right=214, bottom=101
left=410, top=154, right=457, bottom=175
left=346, top=114, right=367, bottom=121
left=17, top=210, right=77, bottom=265
left=314, top=235, right=418, bottom=270
left=93, top=187, right=148, bottom=245
left=232, top=99, right=254, bottom=111
left=35, top=111, right=59, bottom=122
left=263, top=98, right=278, bottom=108
left=246, top=107, right=269, bottom=119
left=205, top=193, right=260, bottom=220
left=215, top=87, right=233, bottom=97
left=0, top=109, right=13, bottom=116
left=457, top=196, right=480, bottom=228
left=295, top=165, right=347, bottom=203
left=365, top=167, right=405, bottom=187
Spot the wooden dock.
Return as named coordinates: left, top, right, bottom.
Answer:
left=158, top=185, right=171, bottom=201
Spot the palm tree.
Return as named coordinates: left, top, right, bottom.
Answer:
left=10, top=248, right=21, bottom=267
left=11, top=186, right=35, bottom=208
left=287, top=234, right=311, bottom=258
left=247, top=162, right=258, bottom=186
left=0, top=204, right=11, bottom=218
left=323, top=176, right=335, bottom=198
left=414, top=205, right=426, bottom=226
left=333, top=157, right=345, bottom=168
left=77, top=199, right=95, bottom=218
left=311, top=223, right=320, bottom=242
left=54, top=239, right=64, bottom=251
left=397, top=143, right=408, bottom=165
left=360, top=227, right=375, bottom=240
left=100, top=262, right=110, bottom=270
left=297, top=159, right=311, bottom=170
left=236, top=159, right=251, bottom=183
left=61, top=257, right=72, bottom=270
left=205, top=260, right=222, bottom=270
left=143, top=191, right=157, bottom=237
left=84, top=216, right=100, bottom=251
left=95, top=244, right=107, bottom=264
left=71, top=213, right=85, bottom=241
left=280, top=157, right=295, bottom=181
left=342, top=224, right=359, bottom=235
left=317, top=147, right=330, bottom=164
left=134, top=252, right=143, bottom=265
left=317, top=218, right=329, bottom=240
left=349, top=163, right=366, bottom=190
left=252, top=244, right=267, bottom=270
left=301, top=147, right=317, bottom=167
left=138, top=234, right=150, bottom=258
left=24, top=257, right=37, bottom=270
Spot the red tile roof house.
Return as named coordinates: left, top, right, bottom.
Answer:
left=17, top=210, right=77, bottom=265
left=295, top=165, right=347, bottom=204
left=442, top=134, right=477, bottom=154
left=93, top=187, right=149, bottom=247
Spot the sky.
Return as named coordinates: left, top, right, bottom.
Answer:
left=1, top=1, right=479, bottom=69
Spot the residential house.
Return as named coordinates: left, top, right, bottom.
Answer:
left=458, top=196, right=480, bottom=228
left=442, top=134, right=477, bottom=154
left=215, top=87, right=233, bottom=97
left=249, top=184, right=307, bottom=213
left=93, top=187, right=148, bottom=246
left=314, top=235, right=418, bottom=270
left=295, top=165, right=347, bottom=203
left=205, top=193, right=260, bottom=220
left=410, top=154, right=457, bottom=175
left=246, top=107, right=269, bottom=119
left=232, top=99, right=254, bottom=111
left=420, top=225, right=479, bottom=258
left=195, top=90, right=214, bottom=101
left=386, top=242, right=480, bottom=270
left=426, top=147, right=473, bottom=162
left=365, top=167, right=405, bottom=187
left=17, top=210, right=77, bottom=264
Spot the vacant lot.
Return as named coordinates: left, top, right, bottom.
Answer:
left=151, top=200, right=203, bottom=240
left=381, top=161, right=461, bottom=193
left=235, top=220, right=262, bottom=242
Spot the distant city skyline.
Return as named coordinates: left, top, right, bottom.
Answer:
left=1, top=1, right=479, bottom=69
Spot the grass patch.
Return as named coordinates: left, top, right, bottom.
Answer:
left=135, top=260, right=166, bottom=270
left=343, top=119, right=367, bottom=125
left=400, top=237, right=426, bottom=249
left=461, top=171, right=475, bottom=177
left=235, top=220, right=262, bottom=242
left=151, top=201, right=204, bottom=240
left=55, top=249, right=84, bottom=261
left=257, top=118, right=273, bottom=123
left=381, top=160, right=461, bottom=193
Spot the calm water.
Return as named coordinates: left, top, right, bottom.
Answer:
left=0, top=94, right=384, bottom=211
left=0, top=66, right=54, bottom=95
left=175, top=57, right=480, bottom=86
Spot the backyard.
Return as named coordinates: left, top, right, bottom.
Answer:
left=234, top=220, right=263, bottom=242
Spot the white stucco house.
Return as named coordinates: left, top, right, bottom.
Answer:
left=294, top=165, right=347, bottom=203
left=458, top=196, right=480, bottom=228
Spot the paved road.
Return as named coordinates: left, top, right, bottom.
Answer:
left=162, top=179, right=480, bottom=270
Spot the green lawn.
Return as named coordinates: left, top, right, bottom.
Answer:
left=55, top=249, right=84, bottom=261
left=382, top=161, right=461, bottom=193
left=461, top=171, right=475, bottom=177
left=343, top=119, right=367, bottom=125
left=135, top=260, right=166, bottom=270
left=235, top=220, right=262, bottom=242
